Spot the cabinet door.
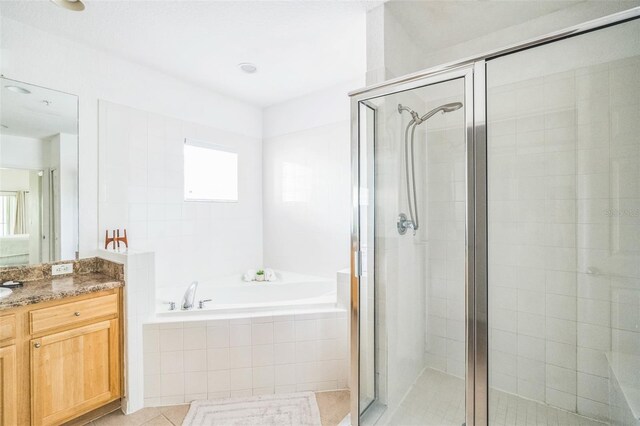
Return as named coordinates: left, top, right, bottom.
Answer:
left=0, top=345, right=17, bottom=426
left=31, top=319, right=120, bottom=426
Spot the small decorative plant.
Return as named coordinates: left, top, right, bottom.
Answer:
left=255, top=270, right=265, bottom=282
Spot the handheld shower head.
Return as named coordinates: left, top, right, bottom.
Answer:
left=441, top=102, right=463, bottom=113
left=396, top=100, right=464, bottom=236
left=418, top=102, right=463, bottom=122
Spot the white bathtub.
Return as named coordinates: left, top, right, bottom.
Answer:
left=155, top=270, right=339, bottom=319
left=143, top=269, right=349, bottom=406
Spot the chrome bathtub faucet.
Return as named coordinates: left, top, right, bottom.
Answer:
left=181, top=281, right=198, bottom=310
left=198, top=299, right=212, bottom=309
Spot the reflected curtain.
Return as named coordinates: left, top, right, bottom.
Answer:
left=13, top=191, right=28, bottom=234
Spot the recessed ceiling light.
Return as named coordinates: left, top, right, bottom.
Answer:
left=238, top=63, right=258, bottom=74
left=50, top=0, right=85, bottom=12
left=5, top=85, right=31, bottom=95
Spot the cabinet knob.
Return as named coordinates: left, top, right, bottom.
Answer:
left=34, top=342, right=41, bottom=348
left=74, top=311, right=81, bottom=316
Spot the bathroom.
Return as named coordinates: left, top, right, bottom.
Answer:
left=0, top=1, right=639, bottom=425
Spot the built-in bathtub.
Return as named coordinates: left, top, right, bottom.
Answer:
left=142, top=270, right=350, bottom=407
left=155, top=271, right=339, bottom=318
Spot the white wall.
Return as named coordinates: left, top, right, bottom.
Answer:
left=262, top=80, right=360, bottom=278
left=49, top=132, right=78, bottom=261
left=0, top=134, right=49, bottom=169
left=0, top=17, right=262, bottom=260
left=0, top=168, right=29, bottom=190
left=99, top=101, right=263, bottom=291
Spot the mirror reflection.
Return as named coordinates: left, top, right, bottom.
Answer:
left=0, top=77, right=78, bottom=267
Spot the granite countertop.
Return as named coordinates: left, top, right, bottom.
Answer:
left=0, top=272, right=123, bottom=310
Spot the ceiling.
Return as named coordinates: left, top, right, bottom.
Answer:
left=0, top=1, right=371, bottom=107
left=0, top=77, right=78, bottom=139
left=386, top=0, right=581, bottom=54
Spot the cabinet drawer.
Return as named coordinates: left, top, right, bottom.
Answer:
left=0, top=314, right=16, bottom=342
left=30, top=293, right=118, bottom=334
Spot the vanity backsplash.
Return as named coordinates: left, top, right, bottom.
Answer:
left=0, top=257, right=124, bottom=283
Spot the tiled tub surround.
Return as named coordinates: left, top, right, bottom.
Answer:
left=142, top=311, right=349, bottom=406
left=486, top=54, right=640, bottom=422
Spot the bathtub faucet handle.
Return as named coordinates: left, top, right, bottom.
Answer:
left=198, top=299, right=212, bottom=309
left=164, top=301, right=176, bottom=311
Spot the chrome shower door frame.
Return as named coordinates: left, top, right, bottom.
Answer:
left=349, top=64, right=483, bottom=426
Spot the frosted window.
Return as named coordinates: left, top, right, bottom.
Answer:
left=184, top=141, right=238, bottom=202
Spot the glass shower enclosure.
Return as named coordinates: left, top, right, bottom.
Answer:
left=350, top=9, right=640, bottom=426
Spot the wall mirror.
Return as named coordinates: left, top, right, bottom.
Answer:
left=0, top=77, right=79, bottom=267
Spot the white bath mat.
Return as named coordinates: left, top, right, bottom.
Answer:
left=182, top=392, right=322, bottom=426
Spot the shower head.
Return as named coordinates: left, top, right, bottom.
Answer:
left=441, top=102, right=463, bottom=113
left=418, top=102, right=463, bottom=122
left=398, top=102, right=463, bottom=125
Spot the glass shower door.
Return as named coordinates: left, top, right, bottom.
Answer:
left=486, top=18, right=640, bottom=425
left=352, top=68, right=474, bottom=426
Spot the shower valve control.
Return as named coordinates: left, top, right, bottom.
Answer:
left=397, top=213, right=416, bottom=236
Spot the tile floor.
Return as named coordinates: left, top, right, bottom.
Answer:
left=388, top=369, right=606, bottom=426
left=87, top=390, right=350, bottom=426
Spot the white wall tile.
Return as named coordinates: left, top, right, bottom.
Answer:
left=159, top=329, right=183, bottom=352
left=207, top=348, right=230, bottom=371
left=252, top=323, right=274, bottom=345
left=184, top=372, right=208, bottom=395
left=252, top=345, right=275, bottom=367
left=208, top=370, right=230, bottom=392
left=229, top=347, right=252, bottom=368
left=546, top=364, right=576, bottom=395
left=230, top=324, right=252, bottom=347
left=183, top=327, right=206, bottom=351
left=184, top=349, right=207, bottom=372
left=577, top=372, right=608, bottom=404
left=229, top=368, right=253, bottom=390
left=274, top=321, right=295, bottom=343
left=546, top=387, right=576, bottom=412
left=161, top=373, right=185, bottom=397
left=161, top=351, right=184, bottom=374
left=206, top=325, right=230, bottom=348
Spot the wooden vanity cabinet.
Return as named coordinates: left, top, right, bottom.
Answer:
left=0, top=314, right=17, bottom=426
left=0, top=288, right=122, bottom=426
left=0, top=345, right=17, bottom=426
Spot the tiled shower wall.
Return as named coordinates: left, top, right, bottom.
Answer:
left=487, top=56, right=640, bottom=421
left=423, top=93, right=467, bottom=380
left=142, top=311, right=349, bottom=406
left=373, top=90, right=430, bottom=411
